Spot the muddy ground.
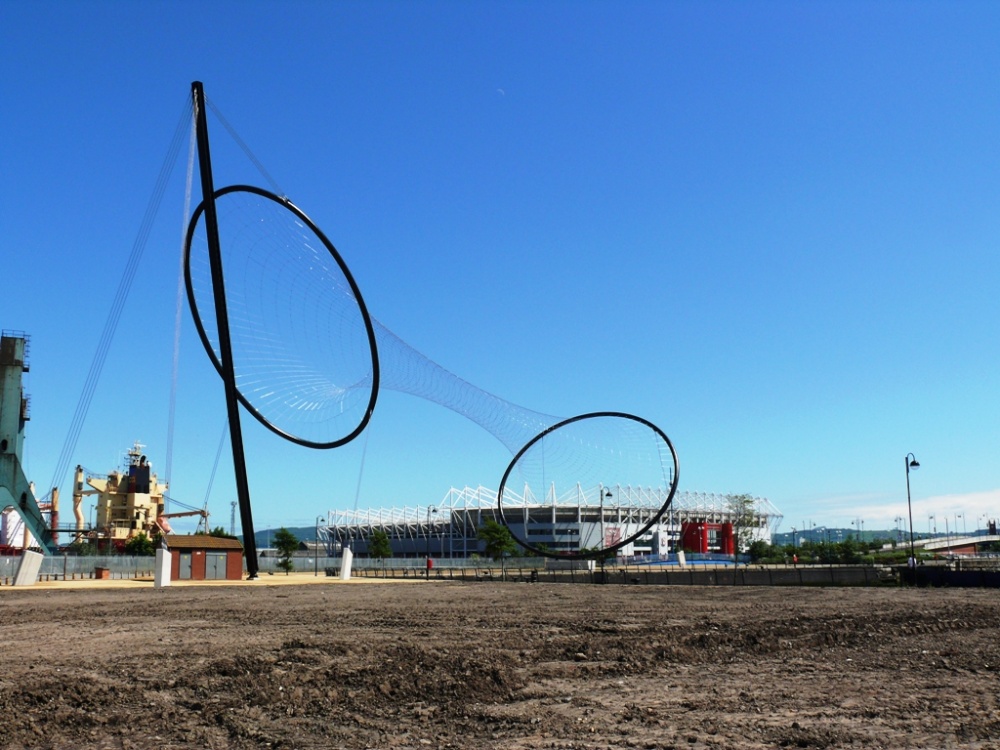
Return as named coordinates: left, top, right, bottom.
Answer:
left=0, top=579, right=997, bottom=749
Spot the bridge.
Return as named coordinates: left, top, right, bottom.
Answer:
left=913, top=534, right=1000, bottom=554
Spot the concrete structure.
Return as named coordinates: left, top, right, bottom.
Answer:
left=339, top=547, right=353, bottom=580
left=0, top=332, right=57, bottom=554
left=154, top=548, right=171, bottom=587
left=12, top=549, right=43, bottom=586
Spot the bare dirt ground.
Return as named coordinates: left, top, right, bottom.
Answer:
left=1, top=578, right=998, bottom=750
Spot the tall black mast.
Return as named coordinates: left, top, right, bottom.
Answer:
left=191, top=81, right=259, bottom=578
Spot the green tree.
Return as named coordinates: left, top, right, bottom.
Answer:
left=477, top=519, right=518, bottom=579
left=727, top=493, right=757, bottom=567
left=816, top=541, right=837, bottom=565
left=839, top=537, right=861, bottom=564
left=124, top=532, right=155, bottom=557
left=747, top=539, right=771, bottom=563
left=65, top=539, right=98, bottom=556
left=273, top=527, right=299, bottom=575
left=368, top=529, right=392, bottom=575
left=209, top=526, right=236, bottom=539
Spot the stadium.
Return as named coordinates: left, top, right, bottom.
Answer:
left=317, top=484, right=783, bottom=560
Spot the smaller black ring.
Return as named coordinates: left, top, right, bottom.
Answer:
left=496, top=411, right=679, bottom=560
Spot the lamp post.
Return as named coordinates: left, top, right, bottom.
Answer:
left=599, top=484, right=606, bottom=554
left=440, top=509, right=446, bottom=560
left=598, top=484, right=612, bottom=580
left=315, top=515, right=324, bottom=577
left=426, top=506, right=437, bottom=579
left=905, top=453, right=919, bottom=569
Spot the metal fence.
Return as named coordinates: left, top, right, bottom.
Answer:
left=5, top=553, right=996, bottom=588
left=1, top=554, right=158, bottom=583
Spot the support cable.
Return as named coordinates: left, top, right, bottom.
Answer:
left=44, top=97, right=191, bottom=502
left=163, top=107, right=198, bottom=509
left=202, top=420, right=230, bottom=510
left=352, top=423, right=371, bottom=514
left=206, top=97, right=285, bottom=198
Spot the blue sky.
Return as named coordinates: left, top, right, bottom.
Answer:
left=2, top=1, right=997, bottom=535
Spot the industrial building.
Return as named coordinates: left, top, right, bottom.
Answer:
left=318, top=485, right=782, bottom=560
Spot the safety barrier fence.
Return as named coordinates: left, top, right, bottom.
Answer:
left=340, top=564, right=895, bottom=586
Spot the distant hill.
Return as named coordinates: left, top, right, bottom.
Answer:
left=235, top=526, right=320, bottom=549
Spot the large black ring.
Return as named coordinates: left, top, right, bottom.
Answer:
left=184, top=184, right=380, bottom=449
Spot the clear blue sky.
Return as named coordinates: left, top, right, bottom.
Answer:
left=2, top=1, right=997, bottom=535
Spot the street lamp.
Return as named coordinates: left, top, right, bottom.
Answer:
left=314, top=515, right=325, bottom=577
left=440, top=510, right=446, bottom=560
left=425, top=506, right=438, bottom=580
left=598, top=484, right=606, bottom=552
left=905, top=453, right=919, bottom=568
left=598, top=484, right=612, bottom=579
